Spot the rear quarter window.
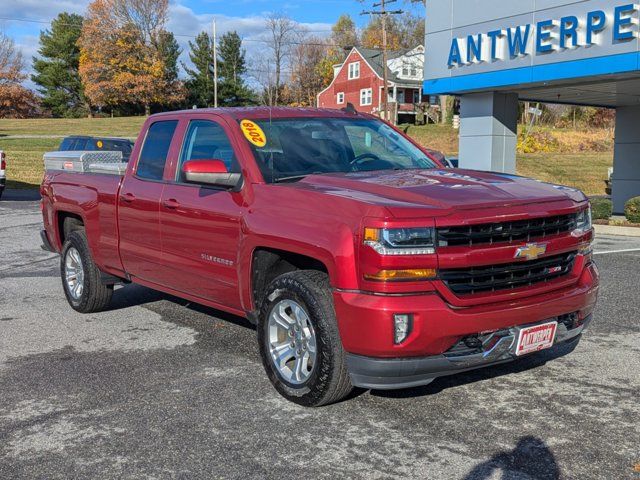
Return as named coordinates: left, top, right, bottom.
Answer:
left=136, top=121, right=178, bottom=181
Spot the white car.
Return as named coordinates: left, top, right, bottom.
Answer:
left=0, top=150, right=5, bottom=199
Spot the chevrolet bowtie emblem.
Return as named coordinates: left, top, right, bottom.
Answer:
left=514, top=243, right=548, bottom=260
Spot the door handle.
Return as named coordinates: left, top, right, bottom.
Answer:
left=162, top=198, right=180, bottom=209
left=121, top=192, right=136, bottom=203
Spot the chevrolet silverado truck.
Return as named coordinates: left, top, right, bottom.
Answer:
left=40, top=108, right=599, bottom=407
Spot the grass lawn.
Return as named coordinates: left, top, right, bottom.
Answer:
left=0, top=117, right=614, bottom=195
left=517, top=153, right=612, bottom=196
left=1, top=138, right=62, bottom=189
left=0, top=116, right=146, bottom=189
left=0, top=116, right=144, bottom=138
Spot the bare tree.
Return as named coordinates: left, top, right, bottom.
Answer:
left=264, top=13, right=296, bottom=106
left=0, top=30, right=39, bottom=118
left=112, top=0, right=169, bottom=44
left=0, top=31, right=25, bottom=85
left=290, top=33, right=328, bottom=106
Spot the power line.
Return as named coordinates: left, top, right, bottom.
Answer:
left=361, top=0, right=403, bottom=124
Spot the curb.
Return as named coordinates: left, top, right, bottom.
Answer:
left=594, top=224, right=640, bottom=237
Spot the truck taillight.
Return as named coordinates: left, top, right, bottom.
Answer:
left=1, top=152, right=5, bottom=170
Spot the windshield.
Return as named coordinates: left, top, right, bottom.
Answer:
left=240, top=117, right=437, bottom=183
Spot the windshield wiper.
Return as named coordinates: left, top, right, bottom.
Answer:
left=273, top=172, right=325, bottom=183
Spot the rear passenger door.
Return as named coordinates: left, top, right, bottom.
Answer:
left=118, top=120, right=179, bottom=283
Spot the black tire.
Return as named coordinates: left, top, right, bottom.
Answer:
left=257, top=270, right=353, bottom=407
left=60, top=230, right=113, bottom=313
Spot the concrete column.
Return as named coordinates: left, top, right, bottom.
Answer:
left=612, top=106, right=640, bottom=214
left=459, top=92, right=519, bottom=173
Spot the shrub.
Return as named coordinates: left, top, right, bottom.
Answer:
left=591, top=198, right=612, bottom=220
left=625, top=197, right=640, bottom=223
left=517, top=130, right=559, bottom=154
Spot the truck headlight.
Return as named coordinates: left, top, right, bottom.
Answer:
left=575, top=206, right=592, bottom=234
left=364, top=227, right=435, bottom=255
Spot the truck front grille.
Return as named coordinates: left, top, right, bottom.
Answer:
left=437, top=213, right=577, bottom=247
left=440, top=252, right=577, bottom=296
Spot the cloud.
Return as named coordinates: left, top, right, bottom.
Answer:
left=0, top=0, right=89, bottom=22
left=5, top=0, right=332, bottom=89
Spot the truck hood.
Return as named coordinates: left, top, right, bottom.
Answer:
left=292, top=169, right=586, bottom=213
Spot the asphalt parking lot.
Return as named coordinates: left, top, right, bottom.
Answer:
left=1, top=190, right=639, bottom=480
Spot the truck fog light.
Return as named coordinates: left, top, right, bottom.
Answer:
left=394, top=314, right=413, bottom=344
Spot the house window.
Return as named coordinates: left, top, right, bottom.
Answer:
left=402, top=66, right=409, bottom=76
left=348, top=61, right=360, bottom=80
left=410, top=67, right=418, bottom=77
left=414, top=90, right=421, bottom=103
left=360, top=88, right=372, bottom=106
left=337, top=92, right=345, bottom=104
left=396, top=90, right=405, bottom=104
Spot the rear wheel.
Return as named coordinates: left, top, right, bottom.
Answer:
left=257, top=271, right=353, bottom=407
left=61, top=230, right=113, bottom=313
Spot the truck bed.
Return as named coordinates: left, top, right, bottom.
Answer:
left=41, top=169, right=125, bottom=274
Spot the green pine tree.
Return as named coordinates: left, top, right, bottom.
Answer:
left=183, top=32, right=215, bottom=107
left=217, top=31, right=254, bottom=106
left=154, top=30, right=184, bottom=108
left=156, top=30, right=181, bottom=84
left=32, top=12, right=88, bottom=117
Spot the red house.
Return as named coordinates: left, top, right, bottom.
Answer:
left=317, top=45, right=427, bottom=123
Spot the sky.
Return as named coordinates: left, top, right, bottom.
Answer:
left=0, top=0, right=424, bottom=88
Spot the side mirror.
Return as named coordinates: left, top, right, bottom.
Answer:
left=182, top=160, right=242, bottom=189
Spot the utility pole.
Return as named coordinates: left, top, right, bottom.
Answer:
left=361, top=0, right=403, bottom=123
left=212, top=18, right=218, bottom=108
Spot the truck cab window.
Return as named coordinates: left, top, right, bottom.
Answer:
left=178, top=120, right=239, bottom=182
left=137, top=121, right=178, bottom=181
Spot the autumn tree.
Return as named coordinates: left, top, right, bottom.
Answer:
left=184, top=32, right=214, bottom=107
left=361, top=10, right=425, bottom=51
left=316, top=14, right=360, bottom=89
left=361, top=15, right=403, bottom=50
left=331, top=15, right=359, bottom=51
left=79, top=0, right=184, bottom=115
left=0, top=31, right=39, bottom=118
left=397, top=12, right=425, bottom=49
left=32, top=13, right=87, bottom=117
left=289, top=35, right=329, bottom=106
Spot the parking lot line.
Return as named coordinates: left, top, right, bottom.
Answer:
left=593, top=248, right=640, bottom=256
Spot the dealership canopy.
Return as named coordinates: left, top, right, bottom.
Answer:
left=424, top=0, right=640, bottom=212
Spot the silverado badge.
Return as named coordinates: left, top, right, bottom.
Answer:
left=514, top=243, right=548, bottom=260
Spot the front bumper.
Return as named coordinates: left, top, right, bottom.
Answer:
left=347, top=315, right=591, bottom=390
left=333, top=262, right=598, bottom=358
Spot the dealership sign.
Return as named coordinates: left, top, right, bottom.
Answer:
left=448, top=3, right=638, bottom=68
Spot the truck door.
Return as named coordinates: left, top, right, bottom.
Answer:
left=118, top=120, right=179, bottom=283
left=158, top=117, right=244, bottom=308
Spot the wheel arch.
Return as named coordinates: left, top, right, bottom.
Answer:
left=249, top=247, right=330, bottom=320
left=56, top=210, right=86, bottom=248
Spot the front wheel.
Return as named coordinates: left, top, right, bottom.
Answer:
left=257, top=271, right=353, bottom=407
left=61, top=230, right=113, bottom=313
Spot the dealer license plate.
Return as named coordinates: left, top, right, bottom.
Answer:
left=515, top=321, right=558, bottom=356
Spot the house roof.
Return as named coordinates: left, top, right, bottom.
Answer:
left=356, top=47, right=423, bottom=87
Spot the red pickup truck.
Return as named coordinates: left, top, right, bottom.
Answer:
left=40, top=107, right=599, bottom=406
